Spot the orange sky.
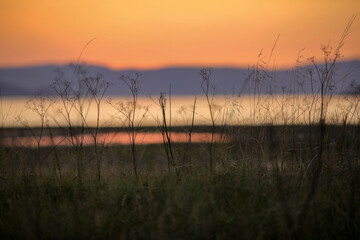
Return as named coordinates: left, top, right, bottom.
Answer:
left=0, top=0, right=359, bottom=69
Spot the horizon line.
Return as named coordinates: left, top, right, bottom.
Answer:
left=1, top=57, right=360, bottom=71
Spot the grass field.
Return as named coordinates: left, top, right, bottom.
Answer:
left=0, top=124, right=359, bottom=239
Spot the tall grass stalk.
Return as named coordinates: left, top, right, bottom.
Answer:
left=16, top=97, right=55, bottom=177
left=158, top=92, right=179, bottom=178
left=51, top=65, right=92, bottom=185
left=108, top=73, right=149, bottom=182
left=82, top=74, right=111, bottom=182
left=295, top=16, right=357, bottom=236
left=188, top=96, right=197, bottom=173
left=199, top=68, right=216, bottom=172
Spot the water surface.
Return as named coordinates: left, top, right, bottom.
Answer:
left=1, top=95, right=359, bottom=127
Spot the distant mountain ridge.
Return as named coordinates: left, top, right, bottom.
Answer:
left=0, top=60, right=359, bottom=97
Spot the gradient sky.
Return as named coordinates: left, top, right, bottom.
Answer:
left=0, top=0, right=359, bottom=69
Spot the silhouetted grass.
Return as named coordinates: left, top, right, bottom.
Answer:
left=0, top=125, right=360, bottom=239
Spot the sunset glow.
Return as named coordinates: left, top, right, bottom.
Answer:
left=2, top=132, right=224, bottom=147
left=1, top=0, right=359, bottom=69
left=1, top=96, right=359, bottom=128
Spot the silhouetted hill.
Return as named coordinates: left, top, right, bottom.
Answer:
left=0, top=60, right=359, bottom=97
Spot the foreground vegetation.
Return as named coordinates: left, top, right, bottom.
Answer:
left=0, top=124, right=360, bottom=239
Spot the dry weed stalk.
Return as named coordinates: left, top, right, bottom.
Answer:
left=108, top=73, right=149, bottom=182
left=16, top=97, right=55, bottom=177
left=199, top=68, right=216, bottom=172
left=296, top=15, right=356, bottom=236
left=51, top=65, right=92, bottom=185
left=81, top=73, right=111, bottom=182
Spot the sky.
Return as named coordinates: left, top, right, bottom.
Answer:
left=0, top=0, right=359, bottom=70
